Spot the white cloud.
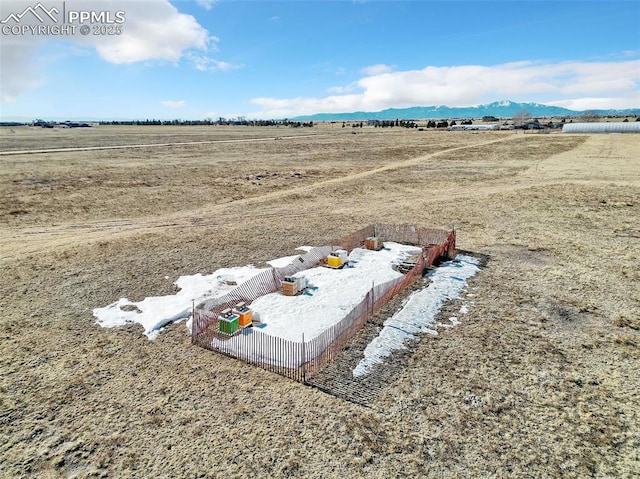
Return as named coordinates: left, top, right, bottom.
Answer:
left=196, top=0, right=217, bottom=10
left=249, top=59, right=640, bottom=117
left=73, top=0, right=211, bottom=64
left=361, top=64, right=394, bottom=76
left=0, top=0, right=220, bottom=103
left=187, top=53, right=243, bottom=72
left=327, top=82, right=359, bottom=94
left=0, top=36, right=44, bottom=103
left=327, top=86, right=348, bottom=94
left=161, top=100, right=185, bottom=108
left=546, top=96, right=640, bottom=111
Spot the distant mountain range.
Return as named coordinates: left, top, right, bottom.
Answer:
left=291, top=100, right=640, bottom=121
left=3, top=100, right=638, bottom=124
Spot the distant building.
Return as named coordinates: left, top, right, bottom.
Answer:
left=449, top=124, right=500, bottom=131
left=562, top=122, right=640, bottom=133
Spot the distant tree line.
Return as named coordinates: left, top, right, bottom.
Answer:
left=5, top=114, right=638, bottom=130
left=98, top=118, right=314, bottom=127
left=368, top=119, right=462, bottom=128
left=368, top=119, right=420, bottom=128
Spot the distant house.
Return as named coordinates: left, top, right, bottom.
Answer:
left=32, top=119, right=53, bottom=128
left=482, top=115, right=500, bottom=122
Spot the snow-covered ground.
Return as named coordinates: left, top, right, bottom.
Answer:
left=251, top=242, right=422, bottom=341
left=93, top=266, right=265, bottom=339
left=93, top=246, right=480, bottom=373
left=352, top=254, right=481, bottom=377
left=93, top=243, right=420, bottom=340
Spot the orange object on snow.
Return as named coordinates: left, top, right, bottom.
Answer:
left=232, top=302, right=253, bottom=328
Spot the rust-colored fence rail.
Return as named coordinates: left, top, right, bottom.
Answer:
left=192, top=223, right=455, bottom=382
left=192, top=245, right=337, bottom=342
left=334, top=224, right=376, bottom=253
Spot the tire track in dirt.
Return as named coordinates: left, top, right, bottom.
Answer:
left=1, top=134, right=634, bottom=260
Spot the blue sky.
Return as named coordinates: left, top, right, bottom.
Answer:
left=1, top=0, right=639, bottom=120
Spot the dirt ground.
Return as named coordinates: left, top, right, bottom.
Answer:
left=1, top=125, right=638, bottom=478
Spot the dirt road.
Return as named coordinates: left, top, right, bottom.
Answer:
left=1, top=133, right=635, bottom=260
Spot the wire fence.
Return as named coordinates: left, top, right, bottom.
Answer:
left=192, top=223, right=455, bottom=382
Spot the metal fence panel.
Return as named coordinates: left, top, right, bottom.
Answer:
left=192, top=224, right=455, bottom=382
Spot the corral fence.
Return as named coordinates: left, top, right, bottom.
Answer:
left=192, top=223, right=455, bottom=382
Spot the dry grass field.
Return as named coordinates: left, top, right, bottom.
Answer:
left=1, top=124, right=638, bottom=478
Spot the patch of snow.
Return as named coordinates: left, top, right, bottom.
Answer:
left=352, top=254, right=480, bottom=377
left=436, top=322, right=454, bottom=329
left=251, top=242, right=422, bottom=341
left=93, top=266, right=264, bottom=339
left=93, top=242, right=422, bottom=343
left=267, top=254, right=302, bottom=268
left=459, top=304, right=469, bottom=314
